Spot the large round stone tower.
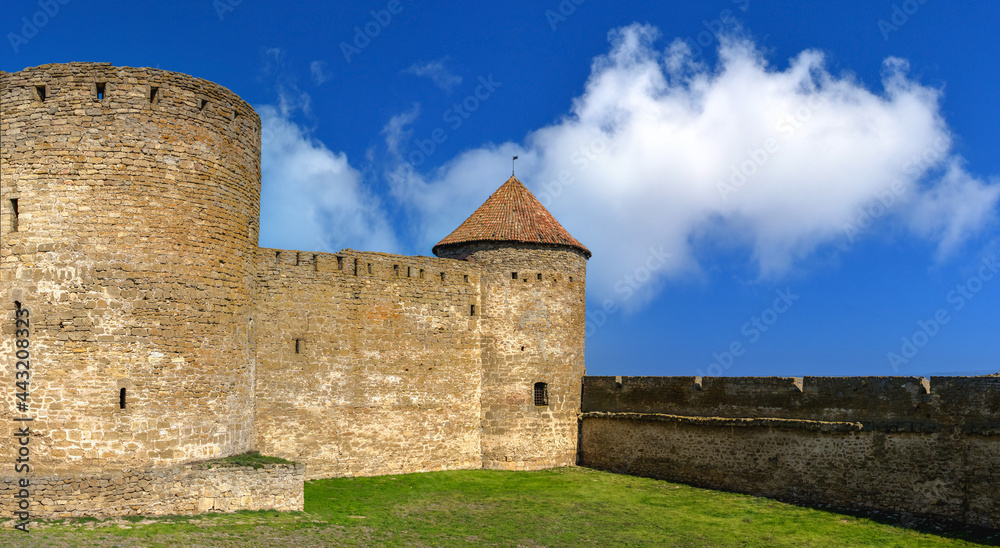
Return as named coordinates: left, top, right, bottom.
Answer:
left=434, top=176, right=590, bottom=470
left=0, top=63, right=261, bottom=473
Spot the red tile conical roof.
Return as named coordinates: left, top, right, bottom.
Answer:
left=433, top=176, right=591, bottom=258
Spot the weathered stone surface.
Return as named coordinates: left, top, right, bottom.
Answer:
left=253, top=249, right=485, bottom=478
left=436, top=243, right=587, bottom=470
left=0, top=464, right=304, bottom=518
left=580, top=376, right=1000, bottom=530
left=0, top=63, right=591, bottom=515
left=1, top=63, right=260, bottom=474
left=9, top=63, right=999, bottom=534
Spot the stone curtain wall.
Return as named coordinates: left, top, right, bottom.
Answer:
left=253, top=248, right=484, bottom=479
left=0, top=62, right=591, bottom=517
left=0, top=464, right=303, bottom=518
left=579, top=376, right=1000, bottom=529
left=437, top=243, right=588, bottom=471
left=0, top=64, right=261, bottom=473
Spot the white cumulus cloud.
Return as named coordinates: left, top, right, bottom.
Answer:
left=385, top=23, right=1000, bottom=307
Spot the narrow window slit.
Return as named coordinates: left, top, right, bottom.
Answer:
left=336, top=256, right=344, bottom=270
left=440, top=272, right=445, bottom=282
left=463, top=275, right=469, bottom=283
left=511, top=272, right=518, bottom=280
left=353, top=258, right=358, bottom=276
left=419, top=269, right=425, bottom=279
left=393, top=264, right=399, bottom=276
left=367, top=263, right=373, bottom=275
left=119, top=388, right=127, bottom=410
left=295, top=252, right=300, bottom=266
left=200, top=98, right=209, bottom=111
left=537, top=273, right=542, bottom=281
left=470, top=304, right=476, bottom=316
left=10, top=199, right=18, bottom=232
left=295, top=339, right=302, bottom=354
left=313, top=254, right=319, bottom=272
left=533, top=382, right=548, bottom=406
left=35, top=85, right=46, bottom=102
left=149, top=86, right=159, bottom=104
left=95, top=82, right=106, bottom=101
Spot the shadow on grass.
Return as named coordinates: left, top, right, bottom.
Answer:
left=589, top=466, right=1000, bottom=547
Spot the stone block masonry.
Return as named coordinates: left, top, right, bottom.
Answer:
left=253, top=248, right=485, bottom=479
left=1, top=63, right=261, bottom=475
left=436, top=243, right=587, bottom=471
left=0, top=463, right=304, bottom=518
left=5, top=62, right=1000, bottom=535
left=1, top=62, right=591, bottom=516
left=579, top=376, right=1000, bottom=530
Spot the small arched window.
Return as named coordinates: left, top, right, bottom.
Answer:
left=533, top=382, right=548, bottom=406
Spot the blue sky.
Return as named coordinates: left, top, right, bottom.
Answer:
left=5, top=1, right=1000, bottom=378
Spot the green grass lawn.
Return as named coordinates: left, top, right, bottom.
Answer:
left=2, top=467, right=996, bottom=547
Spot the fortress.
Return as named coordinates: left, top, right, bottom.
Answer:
left=1, top=64, right=998, bottom=530
left=0, top=63, right=586, bottom=517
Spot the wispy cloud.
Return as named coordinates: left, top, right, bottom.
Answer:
left=381, top=103, right=421, bottom=156
left=259, top=47, right=313, bottom=118
left=259, top=47, right=286, bottom=80
left=257, top=55, right=397, bottom=254
left=310, top=60, right=331, bottom=85
left=259, top=101, right=399, bottom=254
left=907, top=160, right=1000, bottom=261
left=403, top=57, right=462, bottom=91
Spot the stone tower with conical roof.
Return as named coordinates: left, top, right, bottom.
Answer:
left=435, top=176, right=590, bottom=470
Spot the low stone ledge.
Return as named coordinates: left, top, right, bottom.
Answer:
left=580, top=411, right=864, bottom=433
left=0, top=462, right=304, bottom=519
left=962, top=422, right=1000, bottom=436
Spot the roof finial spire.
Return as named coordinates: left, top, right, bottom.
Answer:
left=512, top=155, right=518, bottom=177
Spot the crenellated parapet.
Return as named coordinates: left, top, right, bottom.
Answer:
left=582, top=375, right=1000, bottom=429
